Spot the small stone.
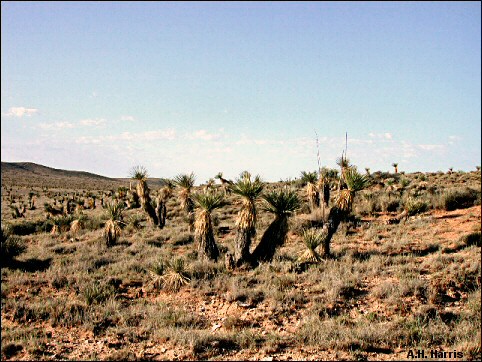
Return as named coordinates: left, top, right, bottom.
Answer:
left=211, top=323, right=222, bottom=332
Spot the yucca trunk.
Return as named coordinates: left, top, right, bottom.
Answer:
left=180, top=189, right=195, bottom=232
left=250, top=215, right=289, bottom=265
left=195, top=209, right=219, bottom=261
left=322, top=207, right=344, bottom=256
left=306, top=182, right=319, bottom=212
left=155, top=198, right=167, bottom=229
left=321, top=182, right=330, bottom=207
left=137, top=180, right=164, bottom=229
left=234, top=199, right=256, bottom=265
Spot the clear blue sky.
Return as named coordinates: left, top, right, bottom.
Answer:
left=2, top=1, right=480, bottom=183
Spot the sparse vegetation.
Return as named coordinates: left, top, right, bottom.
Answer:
left=1, top=162, right=480, bottom=361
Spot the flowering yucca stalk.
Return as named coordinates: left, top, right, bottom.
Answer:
left=193, top=190, right=225, bottom=261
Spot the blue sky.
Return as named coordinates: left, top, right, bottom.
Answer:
left=2, top=1, right=480, bottom=183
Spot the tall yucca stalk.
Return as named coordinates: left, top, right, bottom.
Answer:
left=229, top=171, right=264, bottom=266
left=173, top=173, right=196, bottom=232
left=103, top=201, right=125, bottom=246
left=251, top=187, right=300, bottom=264
left=193, top=190, right=225, bottom=261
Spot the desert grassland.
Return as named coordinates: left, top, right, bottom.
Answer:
left=1, top=167, right=481, bottom=361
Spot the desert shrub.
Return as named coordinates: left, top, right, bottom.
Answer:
left=460, top=231, right=481, bottom=247
left=1, top=343, right=23, bottom=359
left=382, top=198, right=401, bottom=213
left=406, top=198, right=429, bottom=216
left=6, top=220, right=42, bottom=235
left=82, top=215, right=104, bottom=231
left=441, top=188, right=480, bottom=211
left=1, top=227, right=26, bottom=261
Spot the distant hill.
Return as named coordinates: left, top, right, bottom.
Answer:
left=1, top=162, right=168, bottom=190
left=1, top=162, right=126, bottom=189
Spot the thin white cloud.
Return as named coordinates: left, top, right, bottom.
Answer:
left=74, top=129, right=177, bottom=144
left=38, top=122, right=75, bottom=130
left=120, top=115, right=136, bottom=122
left=418, top=144, right=445, bottom=151
left=448, top=135, right=462, bottom=145
left=188, top=129, right=222, bottom=141
left=3, top=107, right=39, bottom=118
left=368, top=132, right=392, bottom=140
left=79, top=118, right=106, bottom=127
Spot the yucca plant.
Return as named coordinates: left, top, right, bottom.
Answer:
left=215, top=172, right=233, bottom=195
left=159, top=178, right=175, bottom=202
left=130, top=166, right=165, bottom=228
left=392, top=163, right=399, bottom=174
left=322, top=166, right=370, bottom=256
left=229, top=171, right=264, bottom=266
left=335, top=166, right=371, bottom=213
left=336, top=154, right=351, bottom=190
left=193, top=190, right=225, bottom=261
left=297, top=227, right=328, bottom=263
left=173, top=173, right=196, bottom=232
left=70, top=214, right=86, bottom=238
left=103, top=201, right=125, bottom=246
left=300, top=171, right=319, bottom=212
left=250, top=187, right=300, bottom=264
left=317, top=173, right=330, bottom=208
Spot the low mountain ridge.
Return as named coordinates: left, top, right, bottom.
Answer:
left=1, top=162, right=166, bottom=189
left=1, top=161, right=124, bottom=189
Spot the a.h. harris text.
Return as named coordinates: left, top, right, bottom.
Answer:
left=407, top=349, right=463, bottom=359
